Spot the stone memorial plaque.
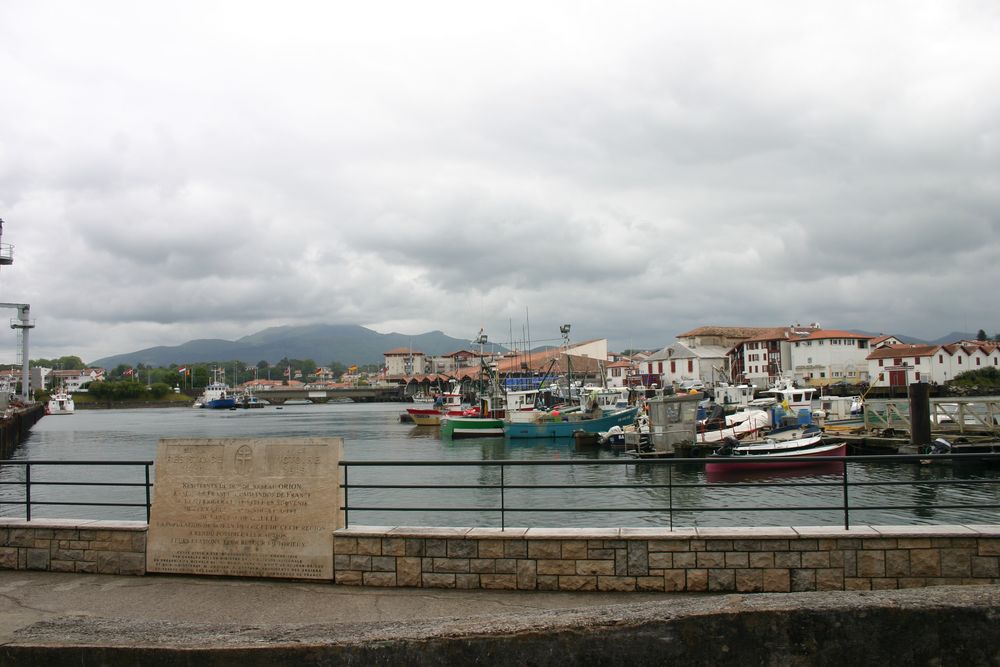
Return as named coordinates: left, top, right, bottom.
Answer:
left=147, top=437, right=342, bottom=579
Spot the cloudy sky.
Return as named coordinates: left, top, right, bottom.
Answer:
left=2, top=1, right=998, bottom=363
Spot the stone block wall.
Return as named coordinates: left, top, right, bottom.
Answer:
left=332, top=525, right=1000, bottom=592
left=0, top=519, right=147, bottom=575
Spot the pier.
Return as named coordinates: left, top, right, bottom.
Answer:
left=251, top=385, right=404, bottom=404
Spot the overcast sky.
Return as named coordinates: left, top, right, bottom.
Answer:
left=2, top=1, right=998, bottom=363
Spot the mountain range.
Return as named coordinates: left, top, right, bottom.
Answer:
left=89, top=324, right=482, bottom=369
left=88, top=324, right=986, bottom=370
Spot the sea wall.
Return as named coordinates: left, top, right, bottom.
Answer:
left=0, top=520, right=146, bottom=575
left=332, top=525, right=1000, bottom=592
left=3, top=520, right=1000, bottom=594
left=0, top=404, right=45, bottom=459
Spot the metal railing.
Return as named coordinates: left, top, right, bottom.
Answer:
left=340, top=453, right=1000, bottom=530
left=2, top=455, right=998, bottom=529
left=0, top=460, right=154, bottom=521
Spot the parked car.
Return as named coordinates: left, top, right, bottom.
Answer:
left=678, top=380, right=705, bottom=391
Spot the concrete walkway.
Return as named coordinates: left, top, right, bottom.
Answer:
left=0, top=569, right=673, bottom=647
left=2, top=570, right=998, bottom=666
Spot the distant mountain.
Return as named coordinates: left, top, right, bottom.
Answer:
left=89, top=324, right=480, bottom=369
left=848, top=330, right=982, bottom=346
left=926, top=331, right=982, bottom=346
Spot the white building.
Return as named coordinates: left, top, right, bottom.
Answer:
left=45, top=368, right=106, bottom=392
left=383, top=348, right=427, bottom=377
left=788, top=330, right=875, bottom=386
left=866, top=341, right=1000, bottom=387
left=604, top=360, right=635, bottom=388
left=642, top=342, right=730, bottom=388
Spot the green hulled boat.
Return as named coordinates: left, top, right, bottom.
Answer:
left=440, top=414, right=505, bottom=439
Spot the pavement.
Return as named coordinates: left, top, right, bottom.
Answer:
left=2, top=570, right=998, bottom=666
left=0, top=569, right=675, bottom=648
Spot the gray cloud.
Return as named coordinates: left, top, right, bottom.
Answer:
left=1, top=1, right=999, bottom=363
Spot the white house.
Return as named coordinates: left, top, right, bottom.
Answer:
left=46, top=368, right=106, bottom=392
left=604, top=360, right=635, bottom=388
left=643, top=342, right=730, bottom=388
left=867, top=341, right=1000, bottom=387
left=788, top=330, right=875, bottom=386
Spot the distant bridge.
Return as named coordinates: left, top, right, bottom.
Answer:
left=252, top=385, right=404, bottom=404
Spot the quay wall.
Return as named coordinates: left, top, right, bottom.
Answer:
left=3, top=520, right=1000, bottom=593
left=0, top=404, right=45, bottom=459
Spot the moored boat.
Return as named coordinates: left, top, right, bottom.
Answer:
left=46, top=390, right=75, bottom=415
left=195, top=382, right=236, bottom=409
left=705, top=434, right=847, bottom=472
left=505, top=406, right=640, bottom=439
left=440, top=398, right=506, bottom=439
left=407, top=392, right=465, bottom=426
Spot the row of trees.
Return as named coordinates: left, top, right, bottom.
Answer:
left=99, top=358, right=383, bottom=389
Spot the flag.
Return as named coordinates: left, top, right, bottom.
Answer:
left=123, top=368, right=134, bottom=377
left=177, top=367, right=187, bottom=374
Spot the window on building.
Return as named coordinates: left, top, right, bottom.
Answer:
left=958, top=357, right=962, bottom=365
left=938, top=355, right=943, bottom=363
left=977, top=358, right=981, bottom=366
left=687, top=360, right=693, bottom=373
left=658, top=362, right=663, bottom=374
left=670, top=360, right=676, bottom=373
left=878, top=359, right=884, bottom=367
left=914, top=358, right=920, bottom=365
left=916, top=372, right=921, bottom=381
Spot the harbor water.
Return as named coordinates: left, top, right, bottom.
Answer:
left=1, top=402, right=997, bottom=527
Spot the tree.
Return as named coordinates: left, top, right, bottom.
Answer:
left=193, top=367, right=210, bottom=388
left=977, top=329, right=988, bottom=342
left=148, top=382, right=172, bottom=399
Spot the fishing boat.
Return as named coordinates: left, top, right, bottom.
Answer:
left=505, top=405, right=640, bottom=439
left=440, top=397, right=506, bottom=439
left=195, top=381, right=236, bottom=409
left=704, top=434, right=847, bottom=472
left=407, top=392, right=465, bottom=426
left=45, top=389, right=75, bottom=415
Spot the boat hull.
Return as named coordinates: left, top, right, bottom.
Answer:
left=440, top=417, right=505, bottom=439
left=505, top=407, right=639, bottom=439
left=705, top=441, right=847, bottom=472
left=202, top=398, right=237, bottom=409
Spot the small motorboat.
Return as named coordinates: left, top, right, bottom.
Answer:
left=705, top=434, right=847, bottom=472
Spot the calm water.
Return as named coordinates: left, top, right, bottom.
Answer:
left=2, top=402, right=998, bottom=527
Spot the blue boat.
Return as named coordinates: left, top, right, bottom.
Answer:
left=505, top=406, right=640, bottom=439
left=194, top=382, right=237, bottom=410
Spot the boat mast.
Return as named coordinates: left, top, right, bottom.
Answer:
left=560, top=324, right=571, bottom=403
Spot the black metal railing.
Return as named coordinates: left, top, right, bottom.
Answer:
left=0, top=460, right=154, bottom=521
left=340, top=453, right=1000, bottom=530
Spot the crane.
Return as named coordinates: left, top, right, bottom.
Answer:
left=0, top=302, right=32, bottom=401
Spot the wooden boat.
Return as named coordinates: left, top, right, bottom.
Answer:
left=440, top=398, right=505, bottom=439
left=704, top=434, right=847, bottom=472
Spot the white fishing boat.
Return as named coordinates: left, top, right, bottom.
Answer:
left=46, top=389, right=75, bottom=415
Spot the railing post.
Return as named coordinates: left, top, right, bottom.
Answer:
left=842, top=456, right=850, bottom=530
left=500, top=464, right=506, bottom=531
left=145, top=464, right=151, bottom=522
left=343, top=464, right=350, bottom=528
left=24, top=463, right=31, bottom=522
left=668, top=462, right=674, bottom=531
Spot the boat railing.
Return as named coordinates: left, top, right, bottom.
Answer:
left=0, top=460, right=154, bottom=522
left=340, top=453, right=1000, bottom=531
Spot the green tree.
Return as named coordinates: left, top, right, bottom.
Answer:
left=977, top=329, right=988, bottom=341
left=148, top=382, right=172, bottom=399
left=193, top=367, right=210, bottom=388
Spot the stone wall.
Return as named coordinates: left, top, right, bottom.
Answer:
left=4, top=519, right=999, bottom=593
left=332, top=525, right=1000, bottom=592
left=0, top=519, right=146, bottom=575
